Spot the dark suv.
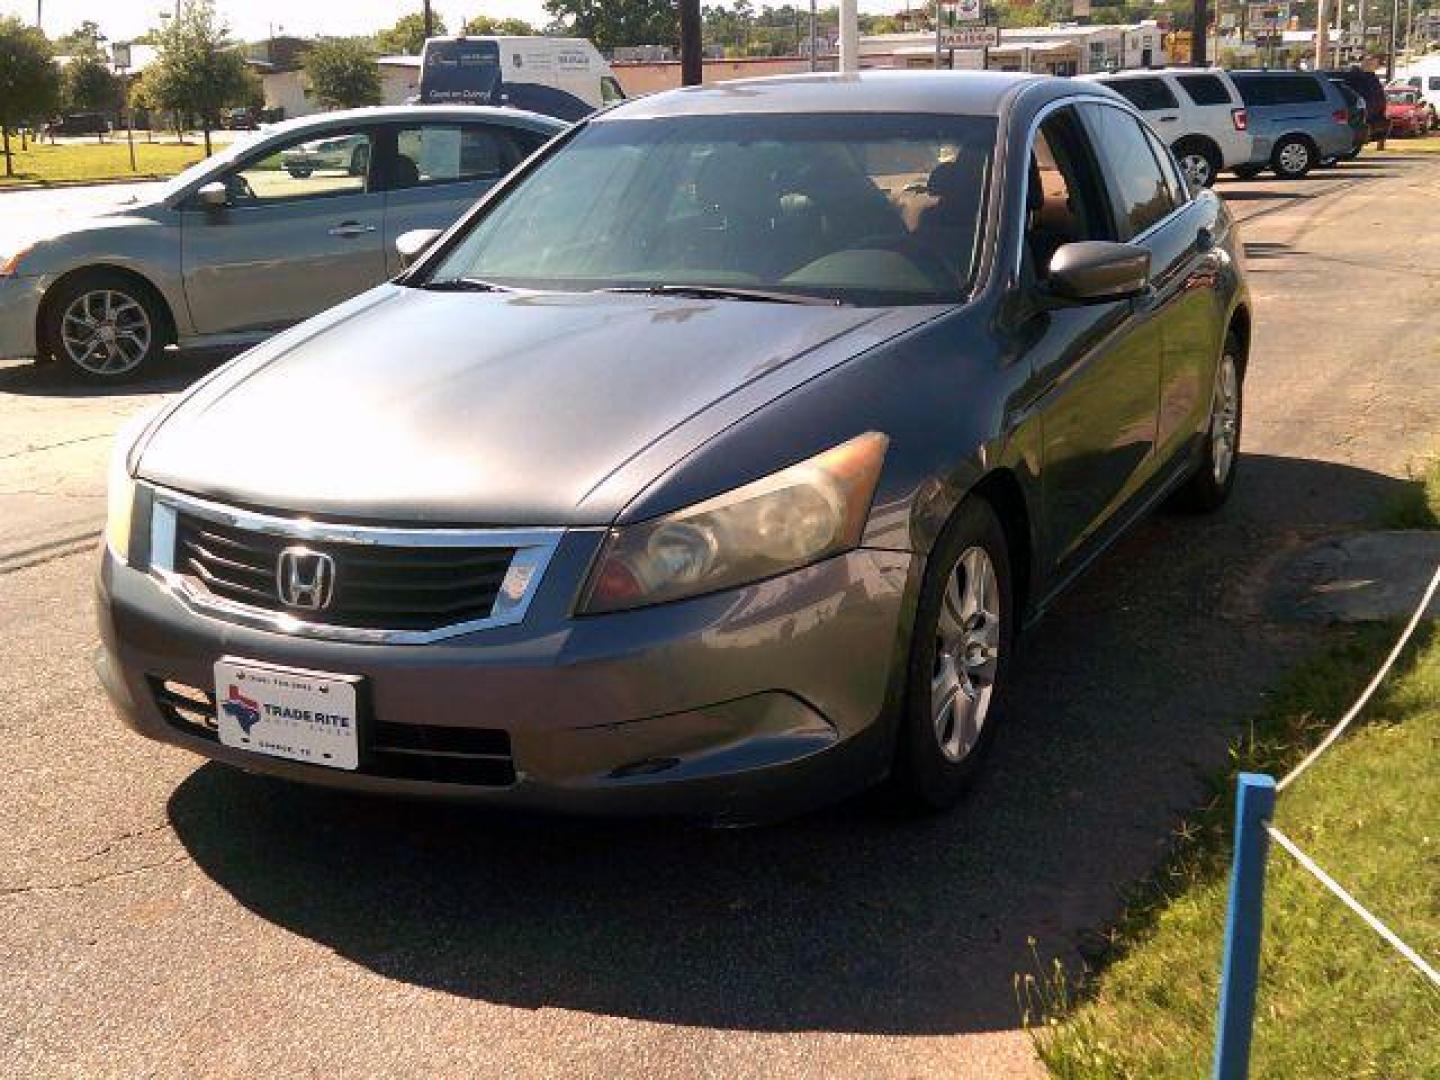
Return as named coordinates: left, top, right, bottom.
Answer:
left=1322, top=67, right=1388, bottom=147
left=44, top=113, right=112, bottom=138
left=1229, top=71, right=1354, bottom=179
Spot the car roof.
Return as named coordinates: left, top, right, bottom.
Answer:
left=262, top=104, right=566, bottom=137
left=598, top=70, right=1067, bottom=120
left=1085, top=67, right=1233, bottom=79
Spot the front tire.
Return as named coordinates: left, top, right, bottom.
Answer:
left=41, top=271, right=165, bottom=382
left=1173, top=334, right=1243, bottom=513
left=892, top=497, right=1014, bottom=812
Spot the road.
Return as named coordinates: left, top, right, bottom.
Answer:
left=2, top=152, right=1438, bottom=1079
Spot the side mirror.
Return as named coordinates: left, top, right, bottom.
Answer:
left=196, top=181, right=229, bottom=209
left=1047, top=241, right=1151, bottom=304
left=396, top=228, right=442, bottom=269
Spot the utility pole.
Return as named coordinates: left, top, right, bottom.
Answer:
left=935, top=0, right=943, bottom=67
left=1387, top=0, right=1400, bottom=76
left=1193, top=0, right=1210, bottom=64
left=422, top=0, right=434, bottom=38
left=839, top=0, right=858, bottom=72
left=1317, top=0, right=1331, bottom=67
left=809, top=0, right=818, bottom=71
left=679, top=0, right=702, bottom=86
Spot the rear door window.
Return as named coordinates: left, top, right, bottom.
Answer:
left=1102, top=76, right=1179, bottom=112
left=391, top=124, right=524, bottom=189
left=1235, top=74, right=1326, bottom=105
left=1176, top=74, right=1233, bottom=106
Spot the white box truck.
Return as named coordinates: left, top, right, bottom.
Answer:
left=419, top=36, right=626, bottom=121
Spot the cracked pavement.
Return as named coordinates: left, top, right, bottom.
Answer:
left=2, top=151, right=1439, bottom=1079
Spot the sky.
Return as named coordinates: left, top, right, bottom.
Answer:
left=2, top=1, right=900, bottom=47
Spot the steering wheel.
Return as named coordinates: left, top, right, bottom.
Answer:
left=848, top=232, right=958, bottom=287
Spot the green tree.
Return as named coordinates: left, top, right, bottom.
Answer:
left=148, top=0, right=255, bottom=155
left=543, top=0, right=676, bottom=50
left=0, top=17, right=61, bottom=176
left=305, top=38, right=383, bottom=109
left=375, top=11, right=447, bottom=55
left=64, top=55, right=121, bottom=138
left=462, top=15, right=540, bottom=35
left=56, top=20, right=106, bottom=56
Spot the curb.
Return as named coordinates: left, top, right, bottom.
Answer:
left=0, top=174, right=173, bottom=192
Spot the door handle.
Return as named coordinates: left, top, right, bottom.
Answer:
left=328, top=221, right=376, bottom=238
left=1158, top=115, right=1179, bottom=122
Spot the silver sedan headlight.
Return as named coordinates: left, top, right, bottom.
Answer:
left=580, top=432, right=889, bottom=614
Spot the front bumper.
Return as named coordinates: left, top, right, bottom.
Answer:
left=96, top=535, right=916, bottom=820
left=0, top=274, right=45, bottom=360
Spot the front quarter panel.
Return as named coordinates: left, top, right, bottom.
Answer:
left=14, top=208, right=190, bottom=339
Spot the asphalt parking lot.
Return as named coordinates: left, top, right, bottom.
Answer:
left=2, top=149, right=1439, bottom=1078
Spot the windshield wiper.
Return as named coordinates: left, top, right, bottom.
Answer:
left=599, top=284, right=844, bottom=306
left=420, top=277, right=511, bottom=293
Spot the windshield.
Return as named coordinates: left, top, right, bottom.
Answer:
left=421, top=112, right=997, bottom=306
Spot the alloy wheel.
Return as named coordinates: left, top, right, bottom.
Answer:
left=931, top=546, right=1001, bottom=764
left=59, top=289, right=152, bottom=376
left=1179, top=153, right=1212, bottom=188
left=1211, top=351, right=1240, bottom=485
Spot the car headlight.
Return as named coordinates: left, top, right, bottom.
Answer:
left=1, top=245, right=34, bottom=276
left=104, top=408, right=162, bottom=564
left=580, top=432, right=889, bottom=614
left=104, top=441, right=137, bottom=563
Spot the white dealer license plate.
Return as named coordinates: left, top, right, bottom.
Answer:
left=214, top=658, right=359, bottom=771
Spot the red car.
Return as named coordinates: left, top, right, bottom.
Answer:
left=1386, top=89, right=1431, bottom=136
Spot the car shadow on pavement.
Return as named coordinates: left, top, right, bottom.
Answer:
left=165, top=452, right=1419, bottom=1037
left=0, top=347, right=238, bottom=398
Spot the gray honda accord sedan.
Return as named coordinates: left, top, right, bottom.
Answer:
left=96, top=72, right=1250, bottom=820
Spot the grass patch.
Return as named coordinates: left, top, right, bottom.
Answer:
left=1376, top=131, right=1440, bottom=155
left=1380, top=457, right=1440, bottom=529
left=1025, top=624, right=1440, bottom=1078
left=0, top=140, right=206, bottom=186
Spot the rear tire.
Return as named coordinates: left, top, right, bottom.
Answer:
left=1173, top=333, right=1243, bottom=513
left=891, top=497, right=1014, bottom=812
left=1174, top=139, right=1221, bottom=189
left=1271, top=135, right=1315, bottom=179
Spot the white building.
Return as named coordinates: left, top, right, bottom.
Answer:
left=260, top=55, right=421, bottom=120
left=859, top=22, right=1167, bottom=76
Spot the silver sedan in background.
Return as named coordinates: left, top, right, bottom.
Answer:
left=0, top=105, right=564, bottom=381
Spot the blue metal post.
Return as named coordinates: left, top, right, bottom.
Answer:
left=1213, top=772, right=1277, bottom=1080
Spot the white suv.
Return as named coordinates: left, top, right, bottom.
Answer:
left=1081, top=68, right=1253, bottom=188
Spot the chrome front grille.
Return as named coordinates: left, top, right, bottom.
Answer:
left=148, top=488, right=561, bottom=644
left=175, top=514, right=516, bottom=632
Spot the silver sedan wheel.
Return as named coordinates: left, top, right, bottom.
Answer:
left=1277, top=141, right=1310, bottom=176
left=1211, top=351, right=1240, bottom=485
left=931, top=546, right=1001, bottom=764
left=60, top=289, right=152, bottom=376
left=1179, top=152, right=1213, bottom=188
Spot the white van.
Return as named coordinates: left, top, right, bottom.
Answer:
left=419, top=36, right=625, bottom=122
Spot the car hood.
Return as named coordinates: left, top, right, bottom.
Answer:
left=137, top=285, right=936, bottom=525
